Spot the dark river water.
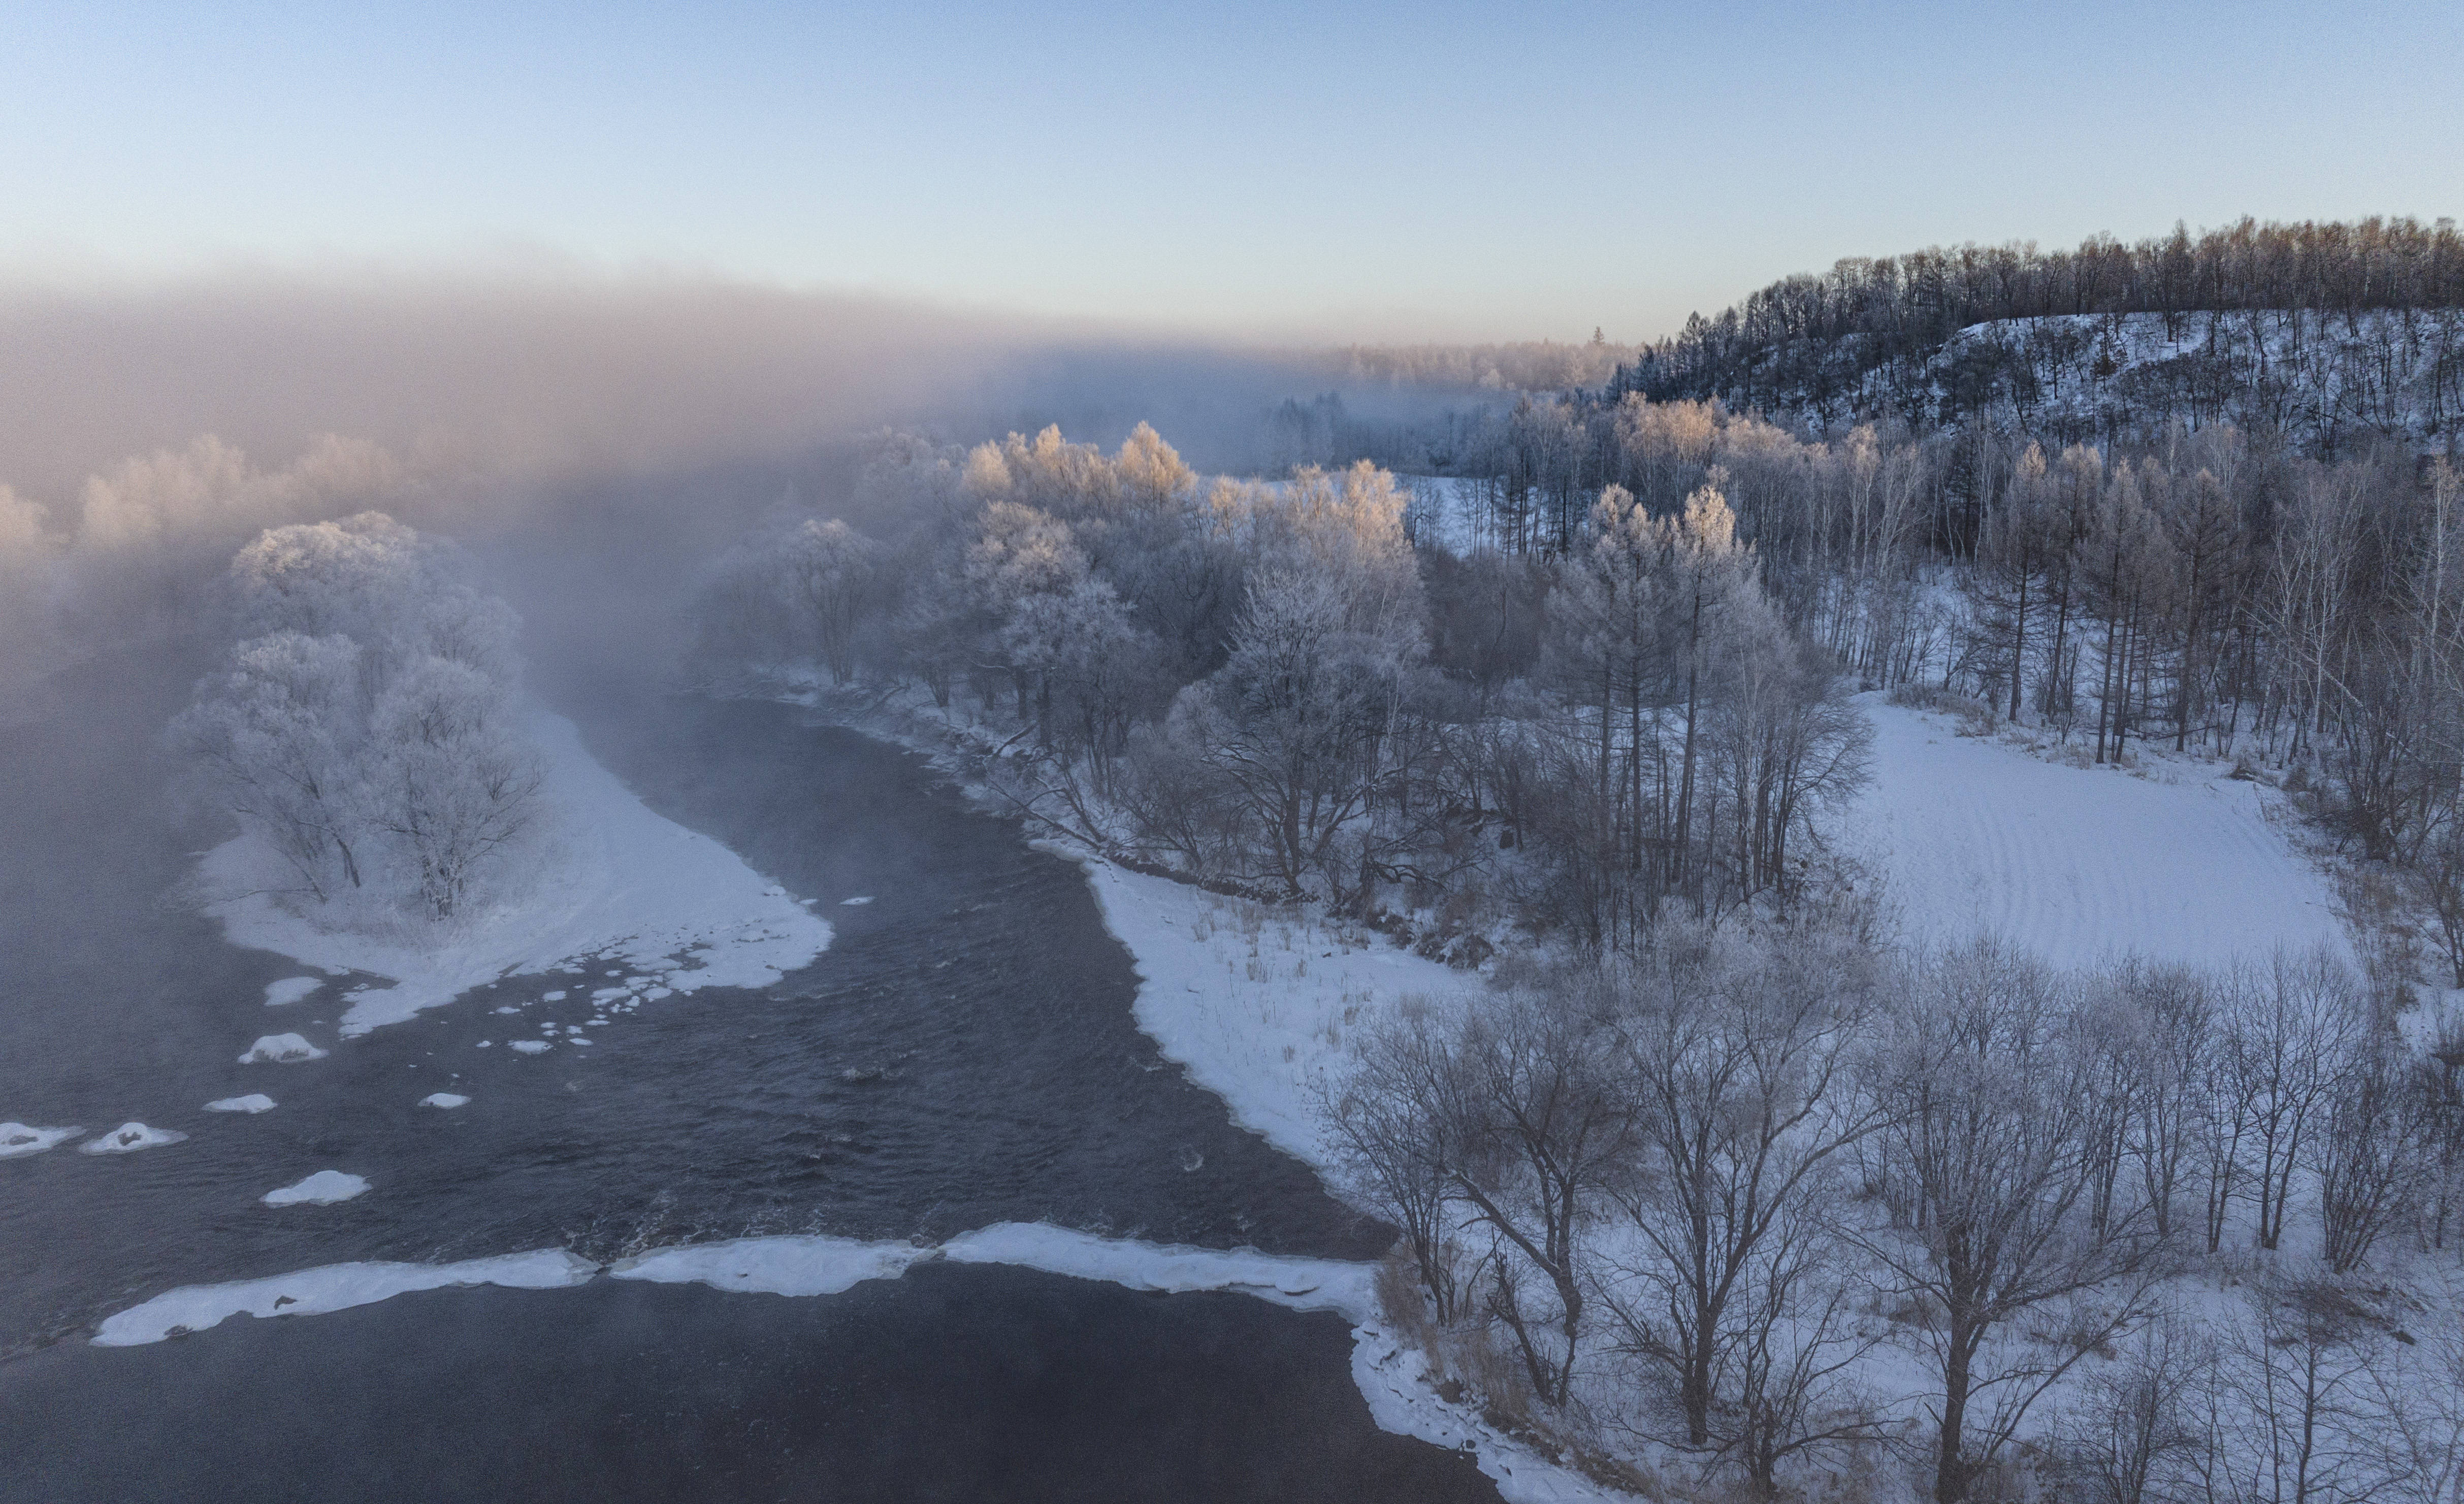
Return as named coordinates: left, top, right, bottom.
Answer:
left=0, top=658, right=1498, bottom=1501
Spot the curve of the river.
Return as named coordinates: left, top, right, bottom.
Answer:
left=0, top=661, right=1498, bottom=1501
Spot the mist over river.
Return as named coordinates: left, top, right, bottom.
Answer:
left=0, top=660, right=1497, bottom=1501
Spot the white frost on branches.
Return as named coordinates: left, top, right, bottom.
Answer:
left=172, top=511, right=544, bottom=924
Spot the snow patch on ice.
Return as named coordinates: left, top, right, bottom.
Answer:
left=611, top=1235, right=929, bottom=1297
left=80, top=1122, right=187, bottom=1154
left=262, top=976, right=322, bottom=1006
left=262, top=1170, right=369, bottom=1206
left=197, top=708, right=833, bottom=1038
left=205, top=1094, right=277, bottom=1114
left=238, top=1033, right=327, bottom=1064
left=92, top=1249, right=597, bottom=1346
left=1842, top=697, right=2346, bottom=967
left=0, top=1123, right=82, bottom=1158
left=417, top=1093, right=469, bottom=1109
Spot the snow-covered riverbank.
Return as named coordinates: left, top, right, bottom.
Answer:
left=199, top=707, right=834, bottom=1037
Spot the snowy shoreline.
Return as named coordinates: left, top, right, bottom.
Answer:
left=197, top=706, right=834, bottom=1038
left=92, top=1221, right=1607, bottom=1501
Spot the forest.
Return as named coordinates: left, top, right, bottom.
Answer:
left=678, top=287, right=2464, bottom=1497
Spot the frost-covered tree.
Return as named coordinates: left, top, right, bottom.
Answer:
left=369, top=656, right=542, bottom=919
left=173, top=512, right=542, bottom=923
left=779, top=517, right=886, bottom=686
left=172, top=631, right=370, bottom=901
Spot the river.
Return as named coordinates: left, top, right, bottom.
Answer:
left=0, top=656, right=1499, bottom=1499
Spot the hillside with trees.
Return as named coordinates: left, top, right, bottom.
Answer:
left=1609, top=218, right=2464, bottom=455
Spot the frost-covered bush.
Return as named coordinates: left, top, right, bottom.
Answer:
left=172, top=512, right=542, bottom=922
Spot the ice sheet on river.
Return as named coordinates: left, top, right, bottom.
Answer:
left=610, top=1236, right=930, bottom=1297
left=941, top=1223, right=1372, bottom=1314
left=92, top=1249, right=598, bottom=1346
left=90, top=1223, right=1618, bottom=1500
left=198, top=709, right=833, bottom=1038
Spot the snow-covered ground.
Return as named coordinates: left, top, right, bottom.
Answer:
left=1061, top=720, right=2358, bottom=1500
left=1078, top=859, right=1478, bottom=1168
left=200, top=707, right=833, bottom=1038
left=1841, top=695, right=2346, bottom=967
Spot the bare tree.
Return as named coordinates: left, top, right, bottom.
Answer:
left=2058, top=1311, right=2211, bottom=1504
left=1440, top=985, right=1636, bottom=1408
left=1859, top=939, right=2167, bottom=1504
left=2225, top=951, right=2363, bottom=1252
left=1596, top=926, right=1882, bottom=1447
left=1325, top=998, right=1478, bottom=1325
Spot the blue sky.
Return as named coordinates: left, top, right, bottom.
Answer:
left=4, top=1, right=2457, bottom=341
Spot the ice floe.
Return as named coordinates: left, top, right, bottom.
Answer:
left=417, top=1093, right=469, bottom=1109
left=263, top=976, right=323, bottom=1006
left=262, top=1171, right=369, bottom=1206
left=1, top=1123, right=82, bottom=1158
left=80, top=1123, right=189, bottom=1154
left=238, top=1033, right=327, bottom=1064
left=941, top=1224, right=1372, bottom=1314
left=839, top=895, right=873, bottom=905
left=509, top=1040, right=549, bottom=1055
left=205, top=1094, right=278, bottom=1114
left=610, top=1235, right=930, bottom=1298
left=92, top=1249, right=598, bottom=1346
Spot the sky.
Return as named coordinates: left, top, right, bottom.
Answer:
left=3, top=1, right=2459, bottom=343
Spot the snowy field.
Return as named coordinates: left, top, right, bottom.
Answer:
left=1841, top=695, right=2346, bottom=967
left=201, top=707, right=833, bottom=1037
